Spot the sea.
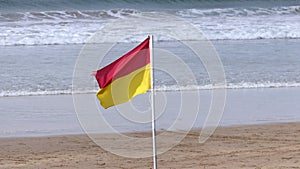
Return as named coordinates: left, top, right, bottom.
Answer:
left=1, top=0, right=300, bottom=137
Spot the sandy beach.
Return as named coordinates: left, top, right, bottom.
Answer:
left=1, top=122, right=300, bottom=169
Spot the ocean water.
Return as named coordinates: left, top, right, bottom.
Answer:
left=1, top=0, right=300, bottom=136
left=1, top=0, right=300, bottom=96
left=1, top=39, right=300, bottom=97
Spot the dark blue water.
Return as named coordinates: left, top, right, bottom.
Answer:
left=1, top=0, right=300, bottom=12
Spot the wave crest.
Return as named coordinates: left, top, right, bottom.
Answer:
left=0, top=9, right=139, bottom=22
left=177, top=6, right=300, bottom=17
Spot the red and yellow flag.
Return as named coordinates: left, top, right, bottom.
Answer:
left=94, top=37, right=151, bottom=109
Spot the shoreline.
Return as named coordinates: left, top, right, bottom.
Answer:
left=0, top=121, right=298, bottom=139
left=1, top=122, right=300, bottom=168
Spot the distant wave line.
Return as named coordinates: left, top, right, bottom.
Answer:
left=1, top=82, right=300, bottom=97
left=1, top=36, right=300, bottom=47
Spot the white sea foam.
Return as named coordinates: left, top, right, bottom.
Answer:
left=0, top=6, right=300, bottom=46
left=0, top=89, right=95, bottom=97
left=155, top=82, right=300, bottom=91
left=1, top=82, right=300, bottom=97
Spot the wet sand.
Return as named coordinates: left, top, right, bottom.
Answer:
left=1, top=122, right=300, bottom=168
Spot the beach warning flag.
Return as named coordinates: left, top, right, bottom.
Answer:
left=94, top=37, right=151, bottom=109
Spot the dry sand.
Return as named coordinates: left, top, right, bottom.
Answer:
left=1, top=122, right=300, bottom=169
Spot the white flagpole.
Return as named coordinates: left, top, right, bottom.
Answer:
left=149, top=35, right=157, bottom=169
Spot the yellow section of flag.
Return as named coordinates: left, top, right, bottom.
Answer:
left=97, top=64, right=151, bottom=108
left=94, top=37, right=151, bottom=109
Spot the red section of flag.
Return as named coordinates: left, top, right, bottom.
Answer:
left=95, top=37, right=150, bottom=89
